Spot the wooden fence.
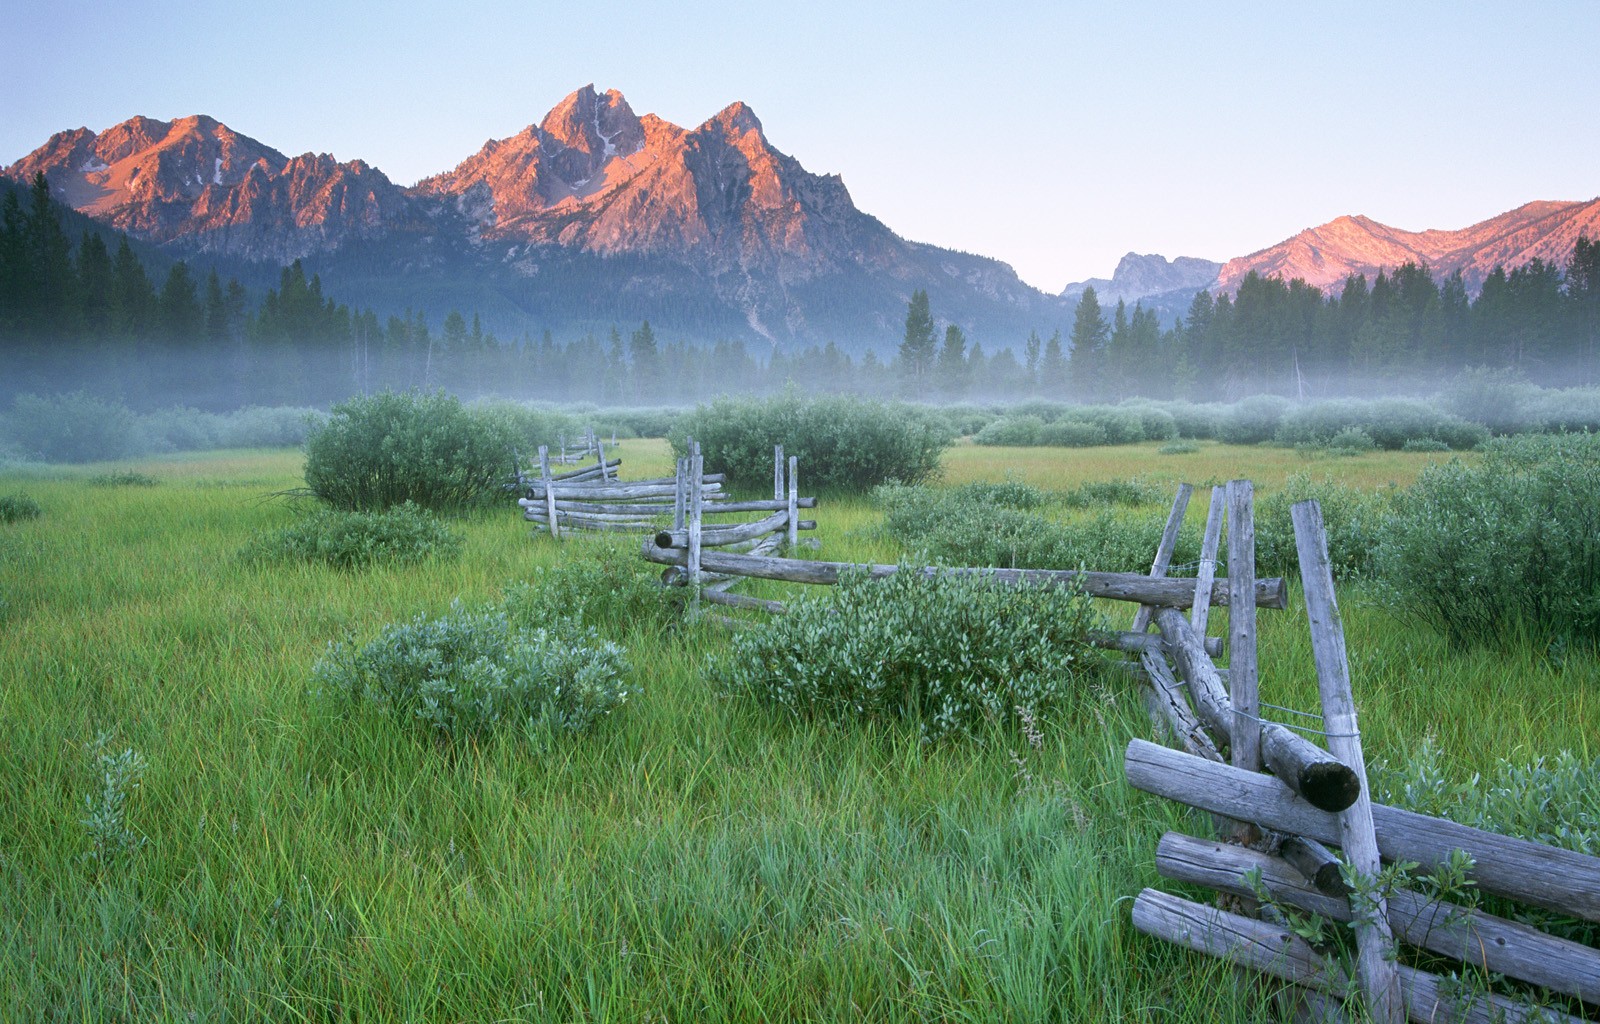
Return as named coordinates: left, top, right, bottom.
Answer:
left=1119, top=484, right=1600, bottom=1023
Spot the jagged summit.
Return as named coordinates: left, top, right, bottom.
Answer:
left=2, top=88, right=1056, bottom=346
left=1217, top=199, right=1600, bottom=293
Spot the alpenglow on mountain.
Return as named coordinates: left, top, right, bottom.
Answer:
left=4, top=86, right=1066, bottom=350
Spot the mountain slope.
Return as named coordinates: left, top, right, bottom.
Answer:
left=1217, top=199, right=1600, bottom=293
left=5, top=88, right=1065, bottom=350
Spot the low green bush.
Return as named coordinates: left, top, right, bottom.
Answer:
left=1038, top=420, right=1106, bottom=447
left=1400, top=437, right=1451, bottom=453
left=2, top=392, right=147, bottom=463
left=1158, top=440, right=1201, bottom=454
left=876, top=484, right=1196, bottom=574
left=304, top=391, right=522, bottom=511
left=1253, top=474, right=1395, bottom=579
left=1374, top=434, right=1600, bottom=650
left=504, top=545, right=681, bottom=640
left=314, top=601, right=630, bottom=741
left=669, top=392, right=952, bottom=491
left=1327, top=427, right=1376, bottom=454
left=242, top=503, right=462, bottom=569
left=1063, top=478, right=1165, bottom=509
left=214, top=406, right=326, bottom=448
left=715, top=568, right=1102, bottom=742
left=1, top=493, right=42, bottom=524
left=87, top=471, right=159, bottom=487
left=1217, top=395, right=1289, bottom=445
left=973, top=415, right=1045, bottom=446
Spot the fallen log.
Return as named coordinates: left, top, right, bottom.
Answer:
left=1125, top=738, right=1600, bottom=923
left=700, top=589, right=788, bottom=615
left=640, top=546, right=1288, bottom=608
left=1155, top=832, right=1600, bottom=1007
left=525, top=513, right=657, bottom=533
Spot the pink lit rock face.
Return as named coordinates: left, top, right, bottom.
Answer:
left=1217, top=199, right=1600, bottom=295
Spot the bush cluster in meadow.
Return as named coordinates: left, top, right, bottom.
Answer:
left=0, top=492, right=42, bottom=523
left=0, top=392, right=329, bottom=463
left=314, top=600, right=631, bottom=741
left=669, top=391, right=953, bottom=490
left=241, top=502, right=463, bottom=569
left=1374, top=433, right=1600, bottom=651
left=715, top=568, right=1103, bottom=742
left=875, top=480, right=1195, bottom=574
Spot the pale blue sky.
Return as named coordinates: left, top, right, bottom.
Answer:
left=5, top=0, right=1597, bottom=290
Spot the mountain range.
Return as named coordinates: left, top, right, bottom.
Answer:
left=6, top=85, right=1597, bottom=350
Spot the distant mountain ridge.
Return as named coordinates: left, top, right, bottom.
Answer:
left=6, top=92, right=1596, bottom=348
left=1216, top=199, right=1600, bottom=294
left=4, top=87, right=1064, bottom=350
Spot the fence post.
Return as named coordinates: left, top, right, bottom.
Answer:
left=1132, top=484, right=1192, bottom=635
left=673, top=456, right=687, bottom=531
left=688, top=441, right=704, bottom=614
left=1191, top=487, right=1226, bottom=637
left=1292, top=499, right=1403, bottom=1024
left=538, top=445, right=559, bottom=540
left=787, top=455, right=799, bottom=549
left=1227, top=480, right=1259, bottom=774
left=773, top=445, right=784, bottom=502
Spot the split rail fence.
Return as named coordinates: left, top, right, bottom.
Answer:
left=1118, top=483, right=1600, bottom=1023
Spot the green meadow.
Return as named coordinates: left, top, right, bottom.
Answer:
left=2, top=440, right=1594, bottom=1022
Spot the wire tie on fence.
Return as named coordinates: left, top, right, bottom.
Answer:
left=1259, top=701, right=1325, bottom=720
left=1229, top=707, right=1359, bottom=740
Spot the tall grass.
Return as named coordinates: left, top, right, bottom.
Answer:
left=1, top=439, right=1593, bottom=1021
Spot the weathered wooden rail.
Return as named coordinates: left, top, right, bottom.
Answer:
left=1120, top=486, right=1600, bottom=1023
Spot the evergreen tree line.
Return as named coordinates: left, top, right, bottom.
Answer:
left=1052, top=247, right=1600, bottom=401
left=7, top=169, right=1599, bottom=408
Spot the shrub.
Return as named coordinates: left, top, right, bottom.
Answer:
left=468, top=400, right=582, bottom=456
left=1217, top=395, right=1290, bottom=445
left=1521, top=387, right=1600, bottom=434
left=2, top=392, right=148, bottom=463
left=304, top=391, right=521, bottom=511
left=1253, top=474, right=1395, bottom=579
left=940, top=404, right=999, bottom=438
left=1374, top=434, right=1600, bottom=650
left=1158, top=440, right=1201, bottom=455
left=139, top=406, right=223, bottom=452
left=877, top=484, right=1196, bottom=574
left=1120, top=403, right=1180, bottom=442
left=1326, top=427, right=1376, bottom=454
left=974, top=415, right=1045, bottom=446
left=1441, top=367, right=1534, bottom=435
left=1075, top=405, right=1146, bottom=444
left=504, top=545, right=681, bottom=640
left=1374, top=738, right=1600, bottom=858
left=600, top=407, right=681, bottom=439
left=314, top=601, right=630, bottom=741
left=1038, top=420, right=1107, bottom=447
left=0, top=493, right=42, bottom=524
left=242, top=503, right=462, bottom=569
left=1401, top=437, right=1451, bottom=453
left=87, top=471, right=159, bottom=487
left=215, top=406, right=327, bottom=448
left=714, top=568, right=1102, bottom=742
left=1063, top=478, right=1165, bottom=508
left=1163, top=401, right=1226, bottom=440
left=950, top=479, right=1048, bottom=509
left=669, top=392, right=952, bottom=491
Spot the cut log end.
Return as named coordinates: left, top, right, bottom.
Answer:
left=1299, top=761, right=1362, bottom=814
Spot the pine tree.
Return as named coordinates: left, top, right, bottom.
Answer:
left=935, top=323, right=969, bottom=399
left=1068, top=286, right=1109, bottom=399
left=77, top=232, right=114, bottom=335
left=1023, top=329, right=1042, bottom=393
left=1039, top=329, right=1067, bottom=394
left=897, top=289, right=936, bottom=398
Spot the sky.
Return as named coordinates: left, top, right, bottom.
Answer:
left=4, top=0, right=1598, bottom=292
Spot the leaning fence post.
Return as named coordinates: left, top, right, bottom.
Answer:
left=538, top=445, right=559, bottom=540
left=1292, top=499, right=1403, bottom=1024
left=787, top=455, right=799, bottom=549
left=688, top=441, right=704, bottom=614
left=1191, top=487, right=1226, bottom=637
left=1132, top=483, right=1192, bottom=636
left=1227, top=480, right=1260, bottom=774
left=773, top=445, right=784, bottom=502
